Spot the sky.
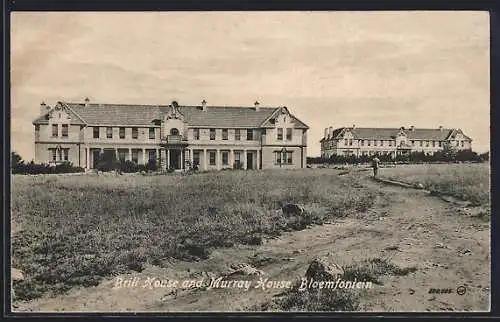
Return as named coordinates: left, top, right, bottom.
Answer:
left=11, top=11, right=490, bottom=160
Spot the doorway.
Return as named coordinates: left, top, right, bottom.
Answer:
left=246, top=152, right=253, bottom=170
left=169, top=149, right=181, bottom=169
left=92, top=150, right=101, bottom=169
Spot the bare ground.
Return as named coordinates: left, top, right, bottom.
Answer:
left=13, top=172, right=490, bottom=312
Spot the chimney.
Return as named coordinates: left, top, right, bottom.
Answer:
left=439, top=125, right=443, bottom=131
left=254, top=100, right=260, bottom=111
left=352, top=124, right=356, bottom=129
left=324, top=128, right=329, bottom=139
left=39, top=101, right=49, bottom=115
left=329, top=126, right=333, bottom=137
left=84, top=97, right=90, bottom=107
left=410, top=125, right=415, bottom=131
left=201, top=99, right=207, bottom=111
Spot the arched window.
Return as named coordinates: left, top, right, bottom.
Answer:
left=170, top=128, right=179, bottom=135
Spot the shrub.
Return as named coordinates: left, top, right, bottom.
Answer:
left=12, top=161, right=84, bottom=175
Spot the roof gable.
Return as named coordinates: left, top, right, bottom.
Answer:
left=32, top=102, right=86, bottom=125
left=260, top=107, right=309, bottom=129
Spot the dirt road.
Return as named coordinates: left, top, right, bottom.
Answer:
left=13, top=173, right=490, bottom=312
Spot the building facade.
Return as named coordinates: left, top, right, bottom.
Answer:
left=320, top=126, right=472, bottom=158
left=32, top=99, right=309, bottom=170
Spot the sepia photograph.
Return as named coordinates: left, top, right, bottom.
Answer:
left=10, top=11, right=490, bottom=312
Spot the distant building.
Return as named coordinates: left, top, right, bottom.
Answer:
left=32, top=99, right=309, bottom=170
left=320, top=125, right=472, bottom=158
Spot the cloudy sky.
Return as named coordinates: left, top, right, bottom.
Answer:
left=11, top=11, right=489, bottom=159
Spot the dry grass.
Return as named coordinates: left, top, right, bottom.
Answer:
left=382, top=163, right=489, bottom=206
left=11, top=169, right=376, bottom=300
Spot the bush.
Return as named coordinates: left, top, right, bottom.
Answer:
left=12, top=161, right=84, bottom=175
left=233, top=162, right=244, bottom=170
left=308, top=148, right=486, bottom=165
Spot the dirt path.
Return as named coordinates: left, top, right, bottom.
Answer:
left=14, top=173, right=490, bottom=312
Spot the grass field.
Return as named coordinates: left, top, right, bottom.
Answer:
left=11, top=169, right=376, bottom=301
left=381, top=163, right=490, bottom=206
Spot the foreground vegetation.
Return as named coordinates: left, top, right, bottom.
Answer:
left=12, top=169, right=376, bottom=301
left=382, top=163, right=490, bottom=206
left=262, top=257, right=418, bottom=311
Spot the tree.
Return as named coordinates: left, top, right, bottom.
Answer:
left=11, top=152, right=23, bottom=167
left=441, top=141, right=458, bottom=162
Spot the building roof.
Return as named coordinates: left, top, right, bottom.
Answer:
left=322, top=127, right=472, bottom=142
left=32, top=101, right=309, bottom=129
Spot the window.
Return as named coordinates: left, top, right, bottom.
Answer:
left=461, top=141, right=464, bottom=147
left=235, top=129, right=241, bottom=140
left=275, top=151, right=282, bottom=164
left=389, top=141, right=393, bottom=147
left=50, top=149, right=57, bottom=161
left=106, top=127, right=113, bottom=139
left=49, top=148, right=69, bottom=162
left=132, top=127, right=138, bottom=139
left=360, top=140, right=364, bottom=146
left=426, top=140, right=430, bottom=147
left=411, top=140, right=415, bottom=146
left=222, top=129, right=228, bottom=140
left=439, top=141, right=442, bottom=147
left=193, top=151, right=200, bottom=166
left=209, top=151, right=216, bottom=165
left=93, top=127, right=100, bottom=139
left=286, top=128, right=292, bottom=141
left=210, top=129, right=216, bottom=140
left=374, top=140, right=378, bottom=146
left=52, top=124, right=59, bottom=137
left=277, top=128, right=283, bottom=141
left=420, top=141, right=423, bottom=147
left=432, top=141, right=435, bottom=147
left=148, top=150, right=156, bottom=162
left=131, top=150, right=138, bottom=163
left=60, top=124, right=68, bottom=137
left=247, top=129, right=253, bottom=140
left=118, top=150, right=126, bottom=161
left=193, top=128, right=200, bottom=140
left=368, top=140, right=371, bottom=146
left=222, top=151, right=229, bottom=165
left=170, top=128, right=179, bottom=135
left=234, top=152, right=241, bottom=166
left=286, top=151, right=293, bottom=164
left=349, top=139, right=353, bottom=146
left=344, top=139, right=348, bottom=145
left=380, top=140, right=384, bottom=146
left=119, top=127, right=125, bottom=139
left=149, top=128, right=155, bottom=139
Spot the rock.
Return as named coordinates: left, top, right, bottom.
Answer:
left=228, top=263, right=265, bottom=276
left=305, top=257, right=344, bottom=281
left=435, top=243, right=445, bottom=249
left=414, top=183, right=425, bottom=189
left=281, top=204, right=305, bottom=217
left=12, top=268, right=24, bottom=281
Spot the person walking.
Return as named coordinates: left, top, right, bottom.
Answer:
left=371, top=155, right=380, bottom=177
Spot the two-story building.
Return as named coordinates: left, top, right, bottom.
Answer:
left=320, top=125, right=473, bottom=158
left=32, top=99, right=309, bottom=171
